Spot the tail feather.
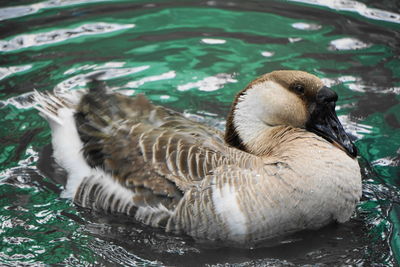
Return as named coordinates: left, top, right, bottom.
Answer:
left=33, top=91, right=66, bottom=125
left=32, top=77, right=169, bottom=200
left=33, top=89, right=85, bottom=124
left=33, top=89, right=90, bottom=198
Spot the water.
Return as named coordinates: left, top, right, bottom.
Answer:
left=0, top=0, right=399, bottom=265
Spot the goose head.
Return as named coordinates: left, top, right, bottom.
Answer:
left=225, top=70, right=357, bottom=158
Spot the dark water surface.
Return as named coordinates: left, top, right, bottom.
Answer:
left=1, top=0, right=399, bottom=266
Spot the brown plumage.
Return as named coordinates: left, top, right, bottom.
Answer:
left=34, top=70, right=362, bottom=245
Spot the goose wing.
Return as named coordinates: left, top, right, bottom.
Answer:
left=75, top=88, right=227, bottom=187
left=67, top=81, right=260, bottom=227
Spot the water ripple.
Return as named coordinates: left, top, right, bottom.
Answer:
left=322, top=76, right=400, bottom=95
left=177, top=73, right=237, bottom=92
left=291, top=22, right=321, bottom=30
left=125, top=71, right=176, bottom=89
left=88, top=238, right=162, bottom=267
left=0, top=0, right=110, bottom=21
left=0, top=65, right=32, bottom=81
left=289, top=0, right=400, bottom=24
left=0, top=92, right=35, bottom=110
left=0, top=22, right=134, bottom=52
left=338, top=115, right=373, bottom=139
left=64, top=62, right=127, bottom=75
left=372, top=156, right=400, bottom=167
left=3, top=236, right=34, bottom=245
left=55, top=66, right=149, bottom=92
left=329, top=37, right=371, bottom=50
left=261, top=51, right=274, bottom=57
left=0, top=0, right=398, bottom=265
left=201, top=38, right=227, bottom=45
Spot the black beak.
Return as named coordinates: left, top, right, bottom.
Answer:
left=306, top=86, right=357, bottom=158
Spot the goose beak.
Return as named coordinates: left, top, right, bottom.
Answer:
left=306, top=86, right=357, bottom=158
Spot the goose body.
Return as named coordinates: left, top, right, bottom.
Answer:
left=34, top=71, right=362, bottom=244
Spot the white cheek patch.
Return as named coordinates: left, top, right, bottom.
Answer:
left=234, top=87, right=267, bottom=142
left=233, top=81, right=281, bottom=143
left=233, top=81, right=306, bottom=144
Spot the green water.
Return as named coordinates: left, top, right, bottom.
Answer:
left=1, top=0, right=399, bottom=266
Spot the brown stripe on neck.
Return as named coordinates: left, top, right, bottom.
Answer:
left=224, top=120, right=247, bottom=152
left=224, top=85, right=252, bottom=152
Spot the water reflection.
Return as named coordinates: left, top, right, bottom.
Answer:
left=372, top=155, right=400, bottom=168
left=1, top=0, right=399, bottom=265
left=177, top=73, right=237, bottom=92
left=64, top=62, right=128, bottom=75
left=201, top=38, right=227, bottom=45
left=338, top=115, right=373, bottom=139
left=0, top=23, right=134, bottom=52
left=88, top=238, right=161, bottom=266
left=56, top=66, right=149, bottom=92
left=125, top=71, right=176, bottom=89
left=322, top=76, right=400, bottom=95
left=329, top=37, right=371, bottom=51
left=0, top=65, right=32, bottom=81
left=289, top=0, right=400, bottom=24
left=261, top=51, right=274, bottom=57
left=291, top=22, right=321, bottom=30
left=0, top=0, right=110, bottom=21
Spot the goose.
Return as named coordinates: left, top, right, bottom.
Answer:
left=34, top=70, right=362, bottom=245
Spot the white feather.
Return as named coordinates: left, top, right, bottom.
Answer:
left=34, top=90, right=90, bottom=198
left=212, top=183, right=248, bottom=240
left=233, top=82, right=275, bottom=143
left=52, top=108, right=91, bottom=198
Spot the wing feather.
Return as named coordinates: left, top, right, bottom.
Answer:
left=39, top=82, right=263, bottom=229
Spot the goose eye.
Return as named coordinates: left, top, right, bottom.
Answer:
left=292, top=84, right=305, bottom=95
